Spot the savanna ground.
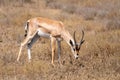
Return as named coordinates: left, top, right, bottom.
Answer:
left=0, top=0, right=120, bottom=80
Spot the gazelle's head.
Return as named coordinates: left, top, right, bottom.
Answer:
left=69, top=30, right=85, bottom=59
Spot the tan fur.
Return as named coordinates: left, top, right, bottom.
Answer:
left=17, top=17, right=75, bottom=65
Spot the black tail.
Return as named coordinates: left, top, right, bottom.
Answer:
left=24, top=22, right=29, bottom=37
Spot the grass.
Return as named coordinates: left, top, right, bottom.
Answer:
left=0, top=0, right=120, bottom=80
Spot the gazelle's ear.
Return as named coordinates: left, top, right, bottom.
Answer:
left=69, top=40, right=74, bottom=46
left=81, top=40, right=85, bottom=44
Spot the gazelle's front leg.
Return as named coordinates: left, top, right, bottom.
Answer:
left=51, top=37, right=56, bottom=65
left=57, top=39, right=61, bottom=64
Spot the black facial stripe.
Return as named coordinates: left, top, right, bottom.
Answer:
left=73, top=48, right=75, bottom=51
left=76, top=48, right=80, bottom=50
left=75, top=44, right=80, bottom=50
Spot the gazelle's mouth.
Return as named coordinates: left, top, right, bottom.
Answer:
left=75, top=56, right=78, bottom=59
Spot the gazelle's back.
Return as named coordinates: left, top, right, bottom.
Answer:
left=29, top=17, right=64, bottom=30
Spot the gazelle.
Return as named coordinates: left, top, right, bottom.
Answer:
left=17, top=17, right=85, bottom=65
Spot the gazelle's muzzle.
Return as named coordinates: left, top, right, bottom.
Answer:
left=75, top=56, right=78, bottom=59
left=74, top=53, right=78, bottom=59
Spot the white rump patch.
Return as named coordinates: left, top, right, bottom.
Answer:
left=37, top=29, right=50, bottom=38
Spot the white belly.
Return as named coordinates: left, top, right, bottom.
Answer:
left=37, top=30, right=50, bottom=38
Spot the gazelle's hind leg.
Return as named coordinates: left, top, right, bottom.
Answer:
left=17, top=31, right=38, bottom=61
left=27, top=33, right=40, bottom=62
left=51, top=37, right=56, bottom=65
left=17, top=36, right=32, bottom=61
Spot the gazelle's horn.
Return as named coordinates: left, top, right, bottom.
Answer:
left=80, top=30, right=84, bottom=44
left=73, top=31, right=76, bottom=44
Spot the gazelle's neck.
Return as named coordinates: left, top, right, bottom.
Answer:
left=61, top=30, right=75, bottom=46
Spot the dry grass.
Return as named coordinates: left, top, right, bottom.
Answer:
left=0, top=0, right=120, bottom=80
